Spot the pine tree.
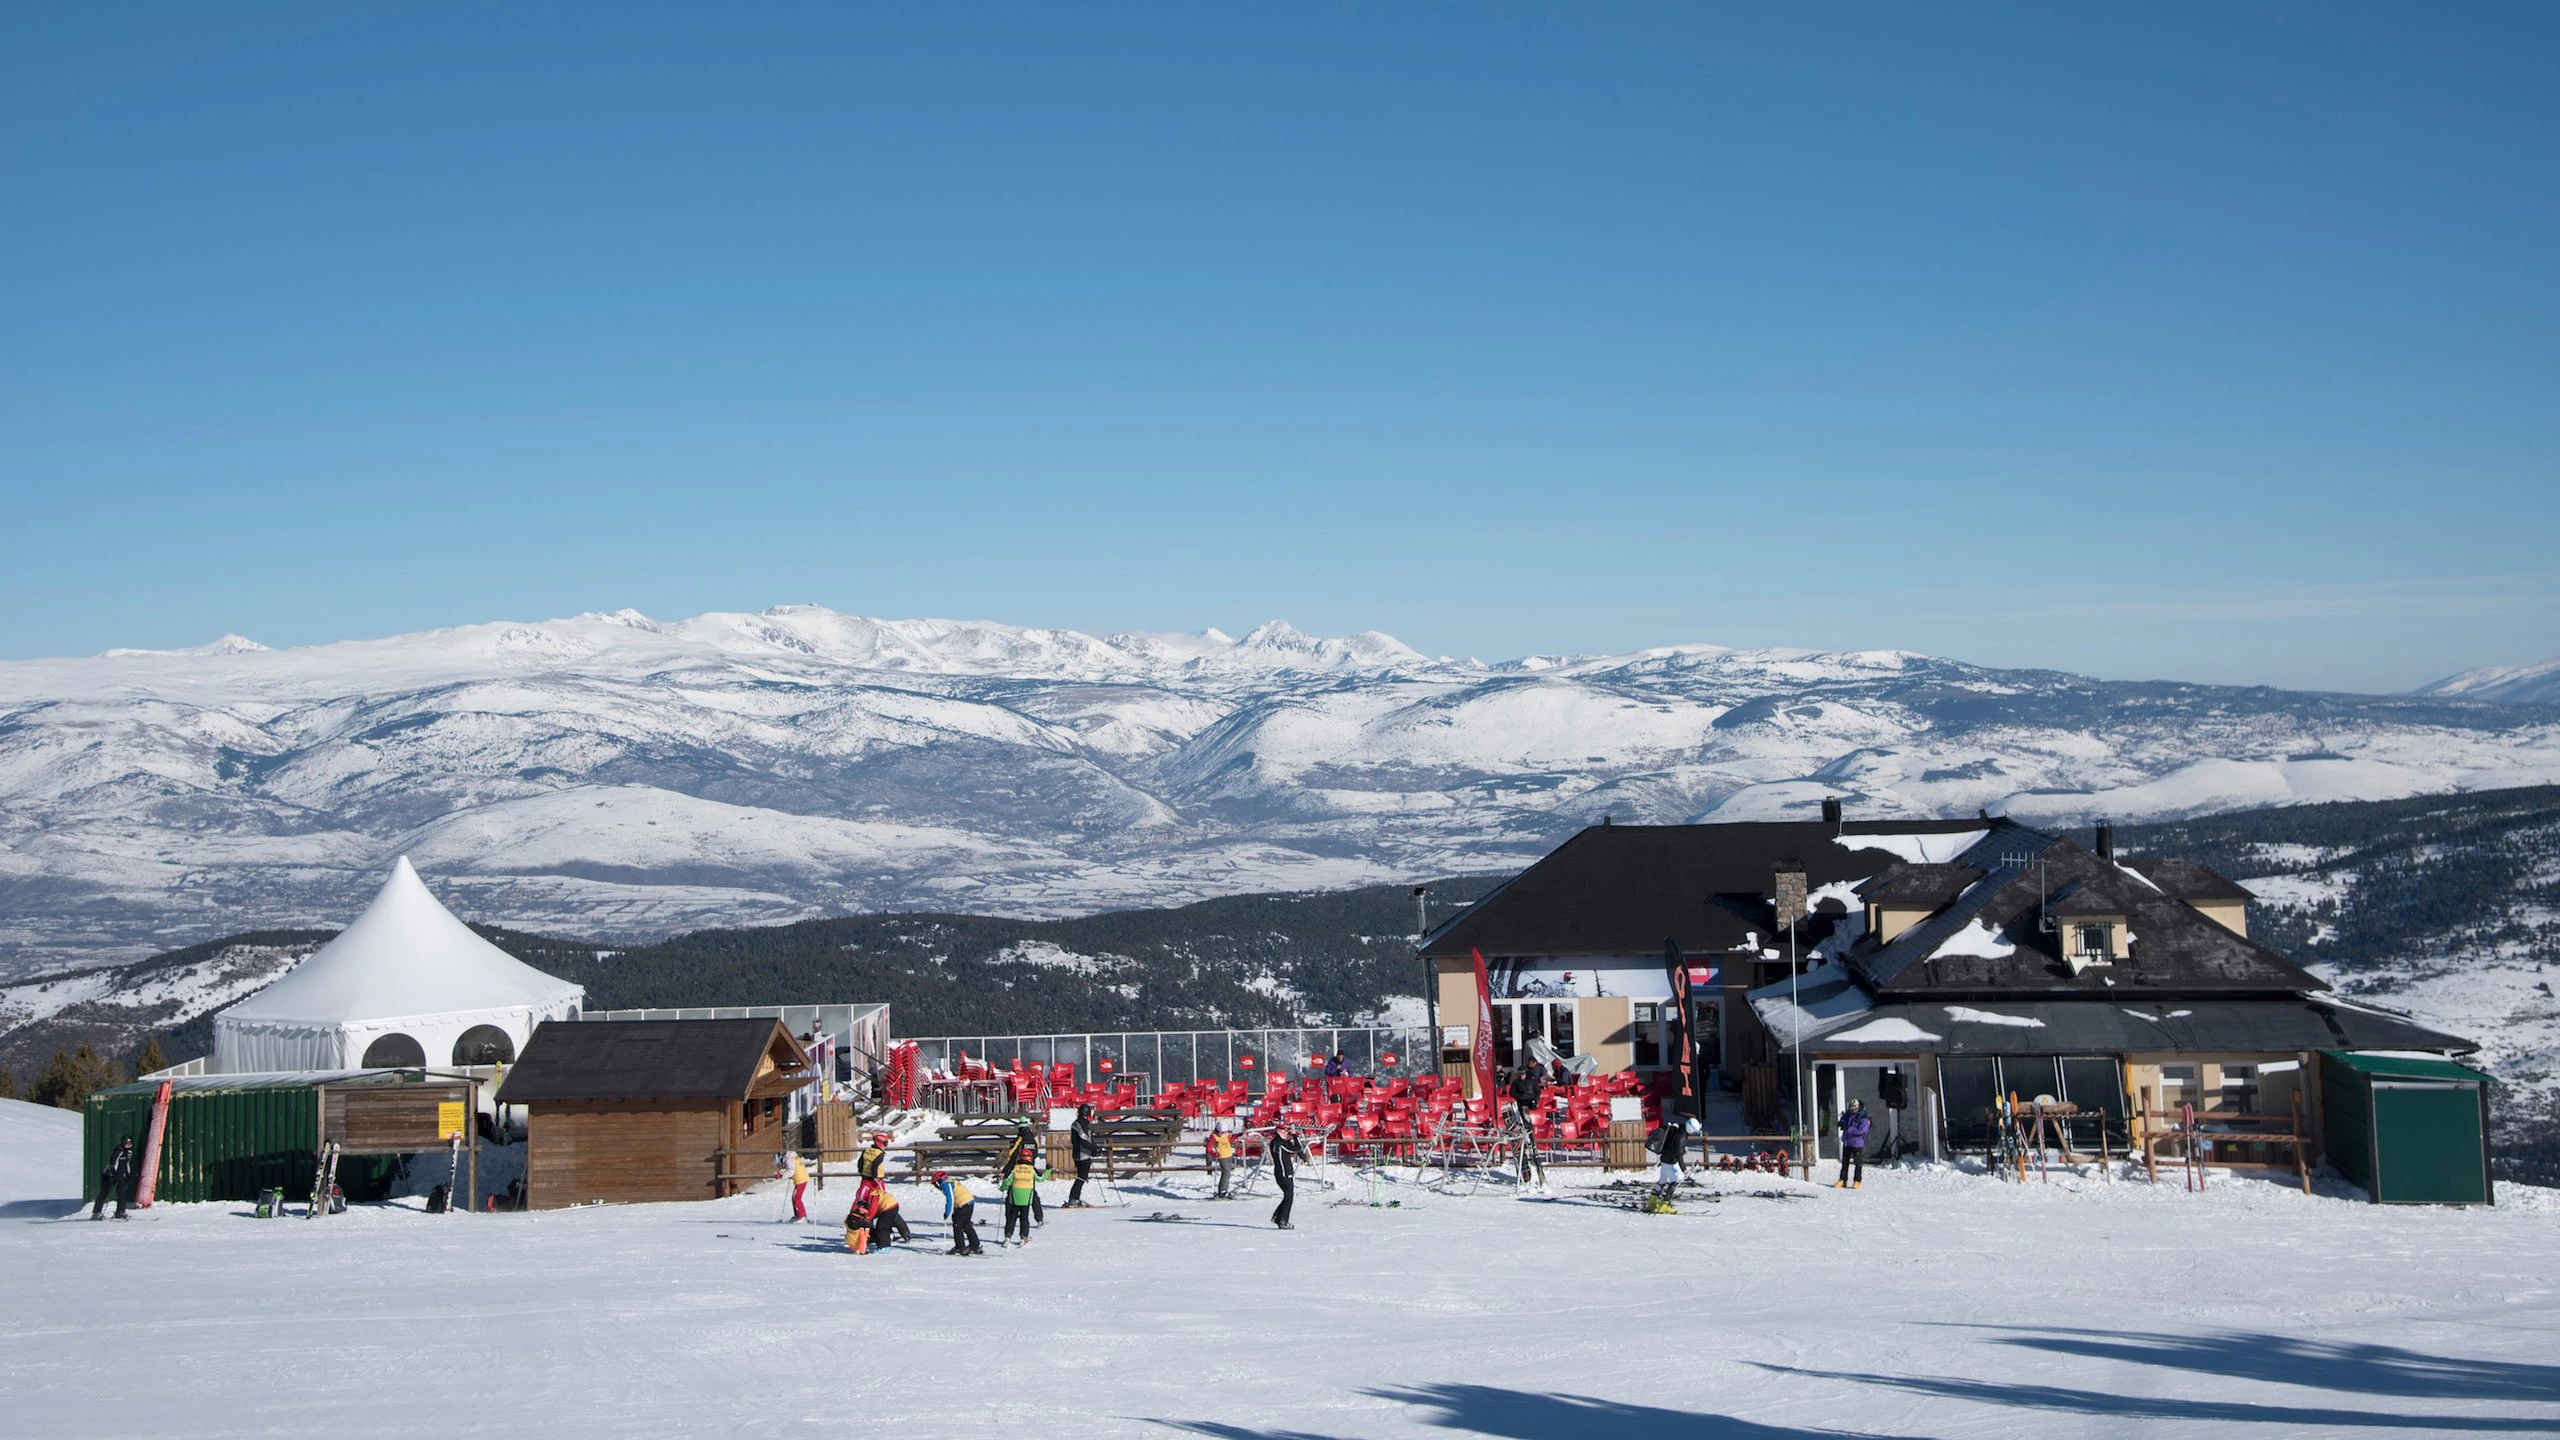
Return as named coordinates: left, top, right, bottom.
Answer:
left=31, top=1045, right=124, bottom=1110
left=135, top=1036, right=168, bottom=1077
left=0, top=1068, right=16, bottom=1101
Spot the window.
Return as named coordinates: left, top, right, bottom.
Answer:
left=452, top=1025, right=515, bottom=1066
left=2158, top=1064, right=2199, bottom=1109
left=2073, top=924, right=2114, bottom=961
left=1631, top=1005, right=1665, bottom=1068
left=1490, top=1000, right=1576, bottom=1067
left=361, top=1032, right=425, bottom=1068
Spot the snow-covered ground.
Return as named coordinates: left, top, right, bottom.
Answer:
left=6, top=1098, right=2558, bottom=1438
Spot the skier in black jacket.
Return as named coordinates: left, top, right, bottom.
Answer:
left=92, top=1137, right=136, bottom=1220
left=1646, top=1113, right=1688, bottom=1199
left=1065, top=1105, right=1100, bottom=1207
left=1267, top=1124, right=1310, bottom=1230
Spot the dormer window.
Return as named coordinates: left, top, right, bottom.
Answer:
left=2072, top=923, right=2115, bottom=961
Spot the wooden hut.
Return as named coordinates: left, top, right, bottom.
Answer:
left=496, top=1018, right=814, bottom=1209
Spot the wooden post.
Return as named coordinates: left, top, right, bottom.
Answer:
left=2138, top=1086, right=2156, bottom=1185
left=2292, top=1089, right=2310, bottom=1194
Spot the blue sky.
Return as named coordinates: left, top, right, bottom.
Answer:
left=2, top=3, right=2552, bottom=691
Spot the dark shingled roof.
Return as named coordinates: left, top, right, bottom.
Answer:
left=2120, top=857, right=2257, bottom=904
left=1419, top=818, right=1992, bottom=960
left=1856, top=863, right=1983, bottom=906
left=1795, top=996, right=2474, bottom=1057
left=1850, top=827, right=2323, bottom=997
left=496, top=1019, right=808, bottom=1104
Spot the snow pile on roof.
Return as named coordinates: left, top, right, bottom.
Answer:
left=1945, top=1005, right=2046, bottom=1029
left=1835, top=828, right=1988, bottom=865
left=1826, top=1016, right=1942, bottom=1044
left=1930, top=917, right=2016, bottom=961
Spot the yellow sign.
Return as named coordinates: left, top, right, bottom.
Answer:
left=437, top=1101, right=467, bottom=1140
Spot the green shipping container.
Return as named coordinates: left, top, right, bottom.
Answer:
left=2318, top=1050, right=2495, bottom=1205
left=83, top=1075, right=397, bottom=1206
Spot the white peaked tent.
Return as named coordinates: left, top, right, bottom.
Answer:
left=214, top=857, right=585, bottom=1074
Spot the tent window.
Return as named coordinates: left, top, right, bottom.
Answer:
left=452, top=1025, right=515, bottom=1066
left=362, top=1033, right=425, bottom=1068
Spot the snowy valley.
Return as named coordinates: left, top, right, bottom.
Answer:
left=5, top=606, right=2558, bottom=973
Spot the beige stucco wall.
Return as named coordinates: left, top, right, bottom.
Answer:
left=1581, top=995, right=1634, bottom=1074
left=2124, top=1051, right=2315, bottom=1126
left=2189, top=899, right=2248, bottom=936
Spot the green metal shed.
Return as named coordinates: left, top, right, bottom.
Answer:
left=83, top=1072, right=408, bottom=1205
left=2318, top=1050, right=2496, bottom=1205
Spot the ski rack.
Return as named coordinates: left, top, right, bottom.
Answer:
left=2134, top=1086, right=2311, bottom=1193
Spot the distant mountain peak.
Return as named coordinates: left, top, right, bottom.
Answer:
left=2417, top=657, right=2560, bottom=707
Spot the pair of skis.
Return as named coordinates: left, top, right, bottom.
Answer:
left=307, top=1142, right=341, bottom=1218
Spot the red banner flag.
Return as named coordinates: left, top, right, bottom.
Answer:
left=1469, top=947, right=1498, bottom=1113
left=135, top=1080, right=172, bottom=1209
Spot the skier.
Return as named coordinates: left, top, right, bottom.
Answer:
left=1506, top=1062, right=1546, bottom=1131
left=787, top=1149, right=811, bottom=1221
left=1647, top=1111, right=1688, bottom=1198
left=91, top=1136, right=136, bottom=1221
left=843, top=1188, right=877, bottom=1254
left=1835, top=1098, right=1871, bottom=1189
left=857, top=1131, right=892, bottom=1183
left=1066, top=1104, right=1100, bottom=1208
left=997, top=1126, right=1046, bottom=1226
left=1267, top=1123, right=1309, bottom=1230
left=857, top=1175, right=911, bottom=1246
left=931, top=1170, right=983, bottom=1255
left=1001, top=1144, right=1039, bottom=1246
left=1207, top=1125, right=1238, bottom=1199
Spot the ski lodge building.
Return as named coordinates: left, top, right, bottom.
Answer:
left=1419, top=804, right=2478, bottom=1165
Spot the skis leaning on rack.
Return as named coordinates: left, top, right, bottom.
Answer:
left=307, top=1141, right=341, bottom=1219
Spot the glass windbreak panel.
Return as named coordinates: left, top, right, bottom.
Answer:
left=1940, top=1058, right=2001, bottom=1146
left=2219, top=1064, right=2259, bottom=1114
left=2058, top=1057, right=2128, bottom=1140
left=1998, top=1055, right=2062, bottom=1106
left=1549, top=1002, right=1575, bottom=1057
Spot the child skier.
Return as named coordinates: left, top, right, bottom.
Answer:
left=857, top=1131, right=891, bottom=1183
left=932, top=1170, right=982, bottom=1255
left=1647, top=1112, right=1688, bottom=1199
left=843, top=1188, right=877, bottom=1254
left=997, top=1126, right=1045, bottom=1226
left=1002, top=1145, right=1039, bottom=1245
left=1835, top=1098, right=1871, bottom=1189
left=1208, top=1126, right=1237, bottom=1199
left=787, top=1150, right=811, bottom=1222
left=862, top=1176, right=911, bottom=1245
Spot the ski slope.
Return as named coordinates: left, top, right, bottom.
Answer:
left=5, top=1100, right=2559, bottom=1438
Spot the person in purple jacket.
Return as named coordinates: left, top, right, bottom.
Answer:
left=1834, top=1098, right=1872, bottom=1189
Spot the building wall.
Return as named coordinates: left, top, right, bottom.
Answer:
left=1581, top=996, right=1634, bottom=1073
left=2123, top=1050, right=2320, bottom=1141
left=525, top=1102, right=729, bottom=1209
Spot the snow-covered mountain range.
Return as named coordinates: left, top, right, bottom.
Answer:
left=6, top=606, right=2560, bottom=972
left=2422, top=656, right=2560, bottom=707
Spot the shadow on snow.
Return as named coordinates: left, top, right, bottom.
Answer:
left=1154, top=1382, right=1926, bottom=1439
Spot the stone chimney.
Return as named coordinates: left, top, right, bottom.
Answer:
left=1773, top=859, right=1807, bottom=931
left=2095, top=822, right=2115, bottom=860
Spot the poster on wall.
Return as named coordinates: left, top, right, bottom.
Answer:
left=1481, top=957, right=1675, bottom=1001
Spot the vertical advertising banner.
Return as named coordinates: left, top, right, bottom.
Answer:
left=1469, top=948, right=1498, bottom=1110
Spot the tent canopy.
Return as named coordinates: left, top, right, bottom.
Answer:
left=214, top=857, right=582, bottom=1073
left=222, top=857, right=580, bottom=1025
